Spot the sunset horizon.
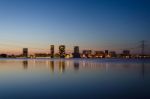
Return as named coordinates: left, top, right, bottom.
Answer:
left=0, top=0, right=149, bottom=55
left=0, top=0, right=150, bottom=99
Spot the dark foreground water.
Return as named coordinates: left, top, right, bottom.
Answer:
left=0, top=58, right=150, bottom=99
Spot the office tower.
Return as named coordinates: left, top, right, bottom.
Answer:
left=73, top=46, right=80, bottom=58
left=59, top=45, right=65, bottom=58
left=104, top=50, right=109, bottom=58
left=74, top=46, right=79, bottom=53
left=50, top=45, right=54, bottom=58
left=105, top=50, right=109, bottom=55
left=23, top=48, right=28, bottom=58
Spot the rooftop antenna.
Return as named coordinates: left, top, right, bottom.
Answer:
left=140, top=40, right=145, bottom=56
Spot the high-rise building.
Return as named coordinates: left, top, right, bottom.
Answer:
left=74, top=46, right=79, bottom=53
left=50, top=45, right=54, bottom=58
left=73, top=46, right=80, bottom=58
left=23, top=48, right=28, bottom=58
left=104, top=50, right=109, bottom=57
left=59, top=45, right=65, bottom=58
left=105, top=50, right=109, bottom=55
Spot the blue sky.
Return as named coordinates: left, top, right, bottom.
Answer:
left=0, top=0, right=149, bottom=54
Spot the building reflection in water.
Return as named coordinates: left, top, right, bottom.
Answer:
left=141, top=60, right=145, bottom=79
left=59, top=60, right=65, bottom=73
left=49, top=61, right=54, bottom=73
left=23, top=60, right=28, bottom=69
left=21, top=59, right=147, bottom=79
left=74, top=62, right=79, bottom=71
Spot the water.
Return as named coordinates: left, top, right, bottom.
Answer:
left=0, top=58, right=150, bottom=99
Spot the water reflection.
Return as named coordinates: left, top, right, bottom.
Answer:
left=141, top=60, right=145, bottom=79
left=49, top=61, right=54, bottom=73
left=74, top=62, right=79, bottom=71
left=19, top=59, right=149, bottom=78
left=22, top=60, right=28, bottom=69
left=59, top=61, right=65, bottom=73
left=0, top=59, right=150, bottom=99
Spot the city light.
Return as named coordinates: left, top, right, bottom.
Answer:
left=0, top=44, right=149, bottom=59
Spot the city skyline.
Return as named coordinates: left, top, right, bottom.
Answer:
left=0, top=41, right=149, bottom=55
left=0, top=1, right=150, bottom=98
left=0, top=0, right=150, bottom=54
left=0, top=44, right=149, bottom=59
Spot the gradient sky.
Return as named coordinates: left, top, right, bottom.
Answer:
left=0, top=0, right=150, bottom=54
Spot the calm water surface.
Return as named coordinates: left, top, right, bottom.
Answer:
left=0, top=58, right=150, bottom=99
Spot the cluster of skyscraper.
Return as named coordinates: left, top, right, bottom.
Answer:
left=21, top=45, right=134, bottom=58
left=50, top=45, right=80, bottom=58
left=22, top=45, right=81, bottom=58
left=0, top=45, right=149, bottom=58
left=2, top=44, right=142, bottom=58
left=22, top=45, right=80, bottom=58
left=50, top=45, right=65, bottom=58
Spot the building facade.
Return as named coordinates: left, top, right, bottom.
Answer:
left=50, top=45, right=54, bottom=58
left=82, top=50, right=92, bottom=58
left=73, top=46, right=80, bottom=58
left=23, top=48, right=28, bottom=58
left=59, top=45, right=65, bottom=58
